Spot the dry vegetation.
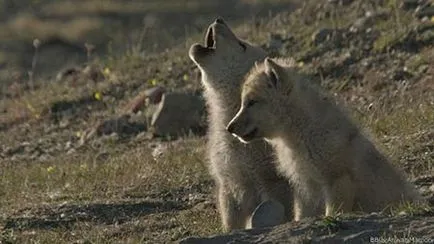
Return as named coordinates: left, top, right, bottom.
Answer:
left=0, top=0, right=433, bottom=243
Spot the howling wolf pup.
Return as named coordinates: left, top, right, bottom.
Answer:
left=189, top=19, right=293, bottom=231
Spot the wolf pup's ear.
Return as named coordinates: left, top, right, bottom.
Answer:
left=264, top=58, right=282, bottom=89
left=254, top=61, right=260, bottom=70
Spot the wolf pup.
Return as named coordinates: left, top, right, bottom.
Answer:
left=227, top=57, right=423, bottom=220
left=189, top=19, right=293, bottom=230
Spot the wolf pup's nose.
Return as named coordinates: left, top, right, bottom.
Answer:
left=226, top=123, right=235, bottom=134
left=215, top=17, right=225, bottom=25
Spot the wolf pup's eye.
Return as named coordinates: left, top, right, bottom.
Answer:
left=238, top=41, right=247, bottom=51
left=246, top=100, right=257, bottom=107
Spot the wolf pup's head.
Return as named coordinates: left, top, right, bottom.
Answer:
left=189, top=18, right=267, bottom=94
left=227, top=58, right=297, bottom=143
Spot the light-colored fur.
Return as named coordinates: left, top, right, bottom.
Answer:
left=188, top=19, right=293, bottom=231
left=227, top=57, right=423, bottom=221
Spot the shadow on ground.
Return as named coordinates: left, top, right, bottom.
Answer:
left=4, top=199, right=183, bottom=230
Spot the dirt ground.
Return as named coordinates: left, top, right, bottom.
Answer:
left=0, top=0, right=433, bottom=243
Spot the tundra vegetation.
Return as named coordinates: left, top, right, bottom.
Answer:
left=0, top=0, right=433, bottom=243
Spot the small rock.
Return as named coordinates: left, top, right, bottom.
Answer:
left=421, top=16, right=430, bottom=22
left=21, top=141, right=31, bottom=147
left=59, top=120, right=70, bottom=129
left=418, top=65, right=429, bottom=74
left=350, top=11, right=389, bottom=33
left=66, top=148, right=76, bottom=155
left=101, top=133, right=120, bottom=143
left=56, top=66, right=81, bottom=83
left=151, top=143, right=167, bottom=160
left=82, top=64, right=105, bottom=83
left=54, top=143, right=63, bottom=152
left=39, top=154, right=50, bottom=161
left=366, top=212, right=381, bottom=218
left=135, top=132, right=147, bottom=139
left=30, top=152, right=42, bottom=160
left=429, top=184, right=434, bottom=192
left=249, top=200, right=285, bottom=229
left=350, top=17, right=373, bottom=32
left=65, top=141, right=73, bottom=150
left=149, top=91, right=207, bottom=138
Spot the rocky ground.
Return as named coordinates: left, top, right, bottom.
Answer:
left=183, top=212, right=434, bottom=243
left=0, top=0, right=433, bottom=243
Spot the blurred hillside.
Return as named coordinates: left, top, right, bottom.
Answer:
left=0, top=0, right=298, bottom=89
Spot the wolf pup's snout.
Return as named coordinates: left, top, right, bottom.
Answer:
left=215, top=17, right=228, bottom=26
left=226, top=121, right=236, bottom=134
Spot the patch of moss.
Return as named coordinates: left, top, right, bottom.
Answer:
left=372, top=9, right=415, bottom=52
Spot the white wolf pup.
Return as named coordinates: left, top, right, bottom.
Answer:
left=189, top=19, right=293, bottom=231
left=227, top=57, right=423, bottom=220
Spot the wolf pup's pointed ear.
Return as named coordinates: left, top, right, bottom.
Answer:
left=254, top=61, right=260, bottom=69
left=264, top=58, right=282, bottom=89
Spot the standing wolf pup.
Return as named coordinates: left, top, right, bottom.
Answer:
left=227, top=57, right=423, bottom=221
left=189, top=19, right=293, bottom=231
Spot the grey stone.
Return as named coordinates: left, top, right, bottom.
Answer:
left=148, top=91, right=206, bottom=138
left=248, top=200, right=286, bottom=229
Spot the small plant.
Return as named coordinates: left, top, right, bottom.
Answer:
left=148, top=78, right=159, bottom=86
left=318, top=215, right=343, bottom=234
left=103, top=67, right=111, bottom=77
left=79, top=163, right=88, bottom=172
left=387, top=201, right=433, bottom=217
left=46, top=166, right=55, bottom=174
left=85, top=42, right=96, bottom=62
left=0, top=228, right=17, bottom=243
left=405, top=54, right=429, bottom=73
left=93, top=91, right=103, bottom=101
left=28, top=38, right=41, bottom=91
left=372, top=8, right=415, bottom=53
left=25, top=101, right=40, bottom=119
left=373, top=29, right=407, bottom=52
